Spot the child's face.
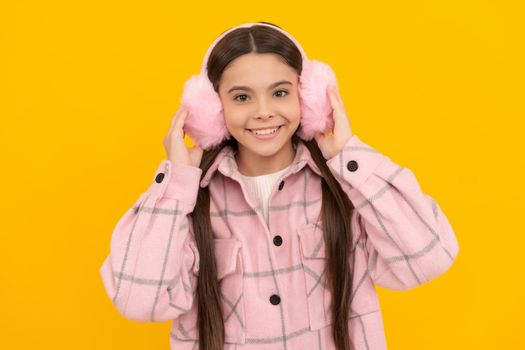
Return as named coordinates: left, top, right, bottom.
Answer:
left=218, top=52, right=301, bottom=160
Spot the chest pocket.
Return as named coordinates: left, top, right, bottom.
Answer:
left=172, top=237, right=246, bottom=344
left=297, top=222, right=379, bottom=331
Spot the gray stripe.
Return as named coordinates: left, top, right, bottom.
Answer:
left=222, top=173, right=228, bottom=215
left=245, top=326, right=310, bottom=344
left=271, top=197, right=322, bottom=211
left=113, top=193, right=151, bottom=304
left=116, top=271, right=194, bottom=295
left=168, top=303, right=187, bottom=313
left=354, top=169, right=451, bottom=265
left=343, top=144, right=380, bottom=153
left=311, top=227, right=324, bottom=257
left=170, top=332, right=197, bottom=345
left=367, top=247, right=379, bottom=274
left=264, top=241, right=289, bottom=349
left=211, top=208, right=257, bottom=217
left=431, top=197, right=439, bottom=219
left=388, top=182, right=455, bottom=261
left=350, top=166, right=425, bottom=284
left=350, top=266, right=370, bottom=307
left=221, top=292, right=244, bottom=328
left=307, top=268, right=326, bottom=297
left=369, top=203, right=422, bottom=284
left=150, top=199, right=181, bottom=321
left=383, top=235, right=441, bottom=264
left=244, top=264, right=303, bottom=277
left=303, top=168, right=309, bottom=223
left=209, top=197, right=323, bottom=218
left=302, top=264, right=329, bottom=290
left=181, top=311, right=378, bottom=345
left=168, top=311, right=380, bottom=345
left=134, top=204, right=184, bottom=216
left=357, top=314, right=370, bottom=350
left=177, top=322, right=196, bottom=340
left=353, top=166, right=404, bottom=211
left=116, top=224, right=440, bottom=293
left=222, top=161, right=247, bottom=332
left=167, top=297, right=187, bottom=312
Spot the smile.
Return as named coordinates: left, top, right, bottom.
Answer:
left=247, top=125, right=283, bottom=140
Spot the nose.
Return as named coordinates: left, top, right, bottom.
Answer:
left=255, top=99, right=274, bottom=119
left=256, top=111, right=274, bottom=120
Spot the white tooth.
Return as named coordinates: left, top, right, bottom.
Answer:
left=253, top=127, right=278, bottom=135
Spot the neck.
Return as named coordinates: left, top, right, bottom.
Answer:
left=235, top=141, right=296, bottom=176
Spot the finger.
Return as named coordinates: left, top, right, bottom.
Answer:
left=334, top=87, right=342, bottom=103
left=168, top=107, right=184, bottom=134
left=327, top=87, right=341, bottom=114
left=174, top=108, right=188, bottom=135
left=331, top=87, right=346, bottom=115
left=335, top=90, right=346, bottom=112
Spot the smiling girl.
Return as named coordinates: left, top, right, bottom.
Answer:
left=100, top=22, right=460, bottom=350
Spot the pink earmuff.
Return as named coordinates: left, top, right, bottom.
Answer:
left=180, top=22, right=338, bottom=150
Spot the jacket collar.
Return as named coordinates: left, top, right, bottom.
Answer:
left=199, top=141, right=322, bottom=188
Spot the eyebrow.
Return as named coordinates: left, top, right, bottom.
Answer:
left=227, top=80, right=293, bottom=94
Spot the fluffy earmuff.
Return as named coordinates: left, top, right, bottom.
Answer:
left=296, top=59, right=338, bottom=141
left=180, top=74, right=230, bottom=150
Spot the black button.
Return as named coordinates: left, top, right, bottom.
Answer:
left=269, top=294, right=281, bottom=305
left=278, top=180, right=285, bottom=190
left=346, top=160, right=358, bottom=172
left=273, top=235, right=283, bottom=246
left=155, top=172, right=165, bottom=183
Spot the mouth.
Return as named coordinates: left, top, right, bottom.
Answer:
left=246, top=125, right=283, bottom=140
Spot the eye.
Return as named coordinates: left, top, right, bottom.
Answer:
left=274, top=90, right=289, bottom=98
left=233, top=90, right=289, bottom=103
left=233, top=94, right=249, bottom=103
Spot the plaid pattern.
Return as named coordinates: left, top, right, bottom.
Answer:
left=100, top=134, right=460, bottom=349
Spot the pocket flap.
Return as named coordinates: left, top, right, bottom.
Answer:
left=297, top=223, right=326, bottom=258
left=214, top=238, right=242, bottom=280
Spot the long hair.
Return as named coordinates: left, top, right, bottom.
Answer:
left=190, top=22, right=356, bottom=350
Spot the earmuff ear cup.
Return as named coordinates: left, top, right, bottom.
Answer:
left=180, top=73, right=231, bottom=150
left=297, top=59, right=338, bottom=141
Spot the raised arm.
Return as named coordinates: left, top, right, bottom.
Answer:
left=99, top=160, right=202, bottom=321
left=326, top=134, right=460, bottom=290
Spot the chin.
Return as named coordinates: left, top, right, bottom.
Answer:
left=243, top=140, right=284, bottom=157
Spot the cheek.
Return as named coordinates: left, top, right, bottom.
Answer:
left=280, top=99, right=301, bottom=123
left=223, top=105, right=250, bottom=131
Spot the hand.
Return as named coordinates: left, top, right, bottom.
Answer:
left=314, top=86, right=353, bottom=160
left=163, top=107, right=204, bottom=168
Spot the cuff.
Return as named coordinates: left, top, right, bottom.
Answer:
left=146, top=160, right=203, bottom=208
left=325, top=134, right=387, bottom=190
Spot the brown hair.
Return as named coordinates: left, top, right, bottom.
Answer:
left=190, top=22, right=356, bottom=350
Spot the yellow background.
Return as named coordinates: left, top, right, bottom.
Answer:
left=1, top=0, right=523, bottom=348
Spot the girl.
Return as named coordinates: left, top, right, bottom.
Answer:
left=100, top=22, right=460, bottom=350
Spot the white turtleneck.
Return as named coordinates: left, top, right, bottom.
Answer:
left=239, top=163, right=293, bottom=227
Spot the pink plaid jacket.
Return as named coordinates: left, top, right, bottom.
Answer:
left=100, top=134, right=460, bottom=349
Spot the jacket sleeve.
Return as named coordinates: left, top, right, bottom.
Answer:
left=326, top=134, right=460, bottom=290
left=99, top=160, right=202, bottom=321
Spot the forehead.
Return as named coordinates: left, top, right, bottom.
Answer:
left=219, top=53, right=298, bottom=89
